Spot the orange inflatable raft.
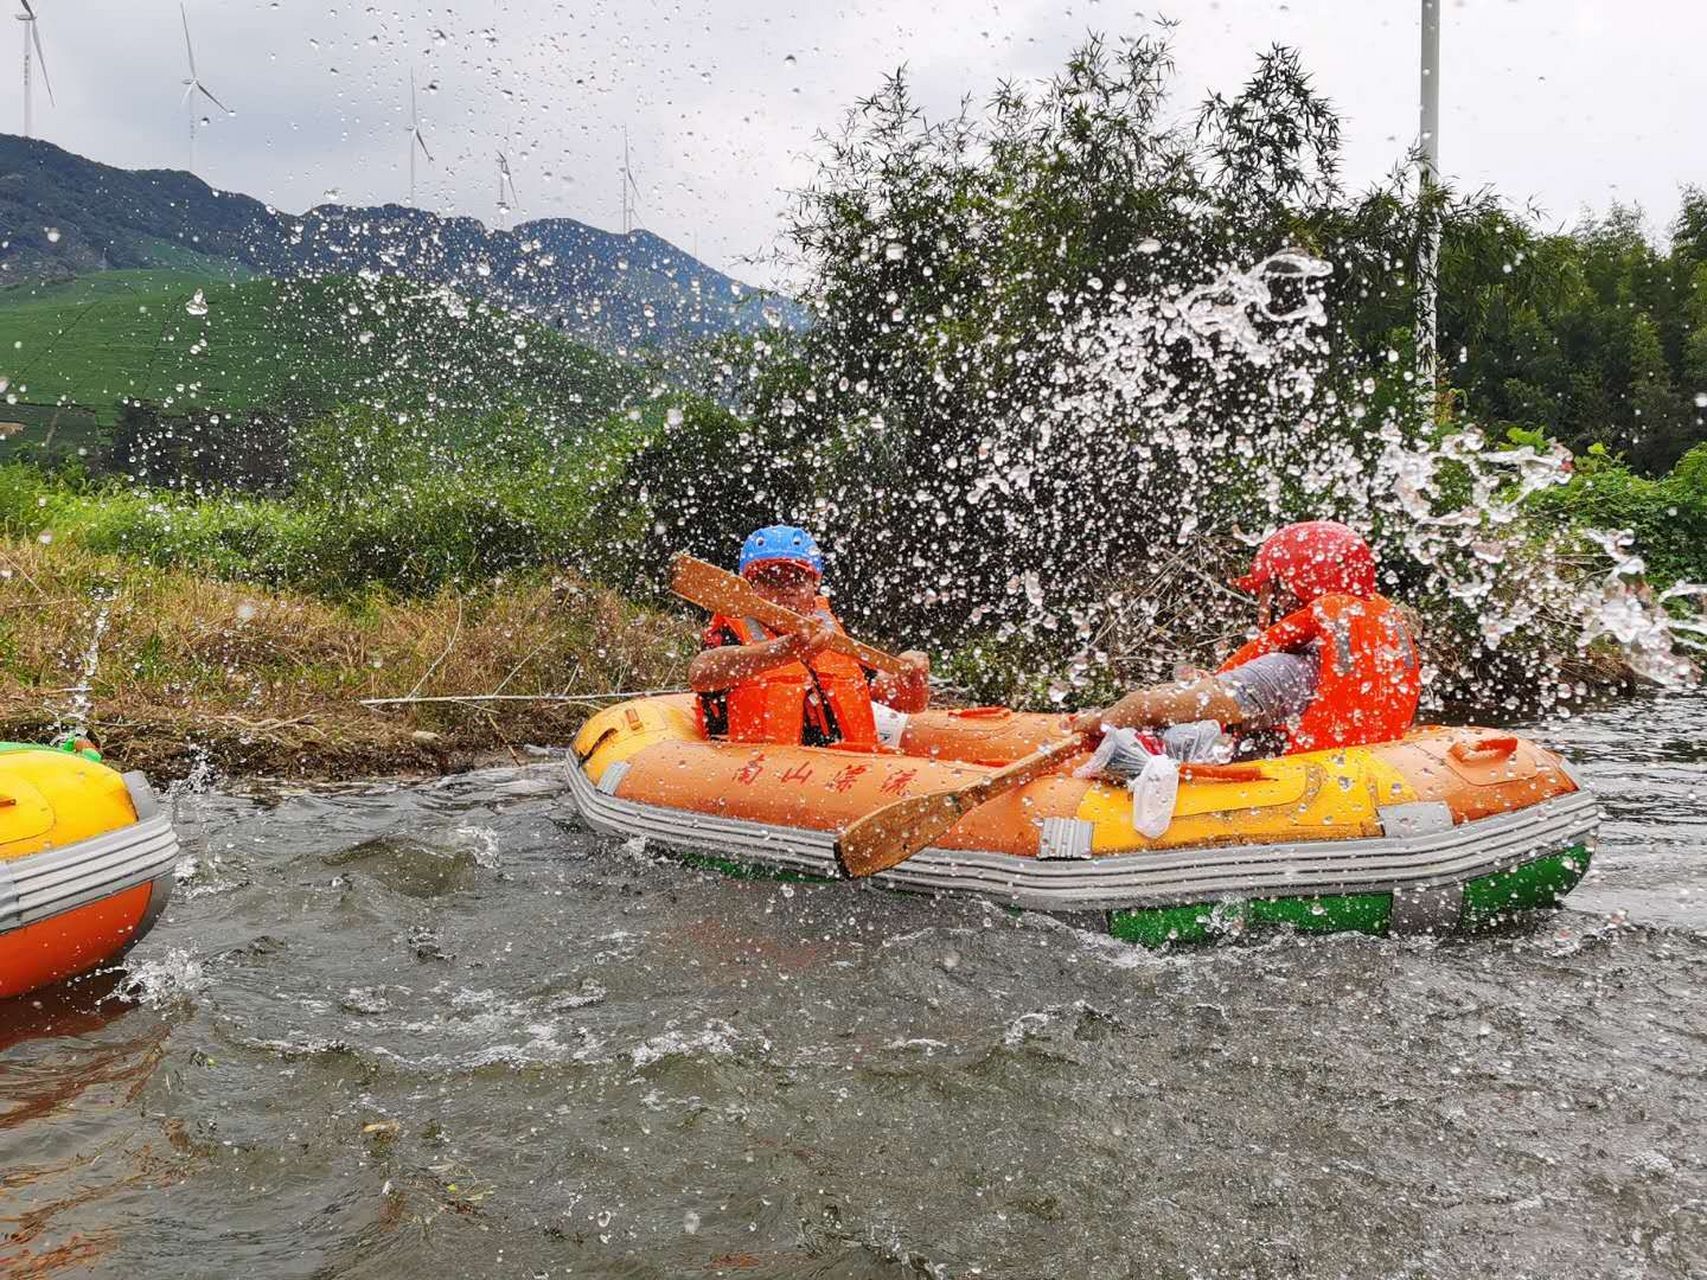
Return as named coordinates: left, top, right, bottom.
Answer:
left=1, top=744, right=178, bottom=999
left=569, top=697, right=1600, bottom=944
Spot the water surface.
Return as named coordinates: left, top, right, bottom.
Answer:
left=2, top=695, right=1703, bottom=1278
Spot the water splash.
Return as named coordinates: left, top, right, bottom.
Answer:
left=948, top=249, right=1702, bottom=704
left=57, top=586, right=115, bottom=740
left=168, top=741, right=222, bottom=797
left=117, top=947, right=208, bottom=1009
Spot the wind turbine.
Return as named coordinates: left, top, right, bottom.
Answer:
left=179, top=4, right=230, bottom=176
left=620, top=126, right=642, bottom=235
left=496, top=151, right=517, bottom=227
left=16, top=0, right=52, bottom=139
left=406, top=70, right=432, bottom=205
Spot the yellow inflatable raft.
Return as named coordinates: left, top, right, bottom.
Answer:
left=569, top=697, right=1599, bottom=944
left=1, top=744, right=178, bottom=998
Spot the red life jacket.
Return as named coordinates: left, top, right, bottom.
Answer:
left=695, top=603, right=880, bottom=748
left=1217, top=592, right=1421, bottom=754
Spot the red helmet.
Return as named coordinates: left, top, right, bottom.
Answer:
left=1231, top=521, right=1378, bottom=603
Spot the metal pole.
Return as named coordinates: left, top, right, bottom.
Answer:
left=1416, top=0, right=1441, bottom=426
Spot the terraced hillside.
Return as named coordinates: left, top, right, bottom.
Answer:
left=0, top=268, right=642, bottom=434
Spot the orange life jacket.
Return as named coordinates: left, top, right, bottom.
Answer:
left=1217, top=592, right=1421, bottom=754
left=696, top=603, right=880, bottom=748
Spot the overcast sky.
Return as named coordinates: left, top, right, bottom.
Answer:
left=7, top=1, right=1703, bottom=287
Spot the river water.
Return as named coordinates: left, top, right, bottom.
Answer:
left=2, top=694, right=1702, bottom=1279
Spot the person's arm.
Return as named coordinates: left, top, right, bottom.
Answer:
left=1216, top=652, right=1318, bottom=730
left=687, top=616, right=834, bottom=693
left=870, top=649, right=931, bottom=713
left=1071, top=674, right=1245, bottom=736
left=1218, top=604, right=1321, bottom=672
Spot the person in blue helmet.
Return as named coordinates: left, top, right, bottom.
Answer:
left=687, top=525, right=931, bottom=747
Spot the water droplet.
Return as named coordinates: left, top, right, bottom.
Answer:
left=1694, top=392, right=1706, bottom=409
left=783, top=54, right=798, bottom=67
left=44, top=227, right=60, bottom=243
left=884, top=242, right=905, bottom=262
left=185, top=289, right=209, bottom=317
left=1136, top=237, right=1162, bottom=254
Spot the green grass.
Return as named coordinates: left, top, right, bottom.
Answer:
left=0, top=268, right=641, bottom=427
left=0, top=458, right=617, bottom=598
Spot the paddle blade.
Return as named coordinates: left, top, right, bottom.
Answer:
left=670, top=552, right=752, bottom=615
left=836, top=786, right=981, bottom=879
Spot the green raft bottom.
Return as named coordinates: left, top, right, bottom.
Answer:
left=673, top=845, right=1593, bottom=947
left=1108, top=845, right=1592, bottom=946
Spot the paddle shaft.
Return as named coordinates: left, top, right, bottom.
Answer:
left=836, top=746, right=1271, bottom=878
left=670, top=554, right=910, bottom=675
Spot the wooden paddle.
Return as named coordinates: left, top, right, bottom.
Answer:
left=837, top=737, right=1086, bottom=878
left=670, top=553, right=911, bottom=675
left=837, top=748, right=1272, bottom=879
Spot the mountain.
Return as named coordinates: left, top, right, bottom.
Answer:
left=0, top=134, right=804, bottom=356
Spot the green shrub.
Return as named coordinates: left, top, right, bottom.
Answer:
left=583, top=393, right=802, bottom=599
left=0, top=464, right=60, bottom=537
left=1531, top=443, right=1707, bottom=585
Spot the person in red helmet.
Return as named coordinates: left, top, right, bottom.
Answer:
left=1071, top=521, right=1421, bottom=756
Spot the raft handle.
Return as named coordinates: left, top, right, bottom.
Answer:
left=1179, top=763, right=1269, bottom=784
left=1449, top=735, right=1520, bottom=763
left=576, top=726, right=620, bottom=763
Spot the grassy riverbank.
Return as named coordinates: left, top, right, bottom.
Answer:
left=0, top=539, right=694, bottom=779
left=0, top=433, right=1696, bottom=783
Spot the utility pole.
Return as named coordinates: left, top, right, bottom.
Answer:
left=1416, top=0, right=1441, bottom=426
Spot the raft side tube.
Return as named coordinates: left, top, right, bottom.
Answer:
left=565, top=753, right=1598, bottom=915
left=0, top=752, right=180, bottom=999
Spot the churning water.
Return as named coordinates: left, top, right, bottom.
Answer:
left=2, top=694, right=1703, bottom=1279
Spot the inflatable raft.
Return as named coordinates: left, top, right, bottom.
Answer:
left=569, top=697, right=1600, bottom=944
left=1, top=744, right=179, bottom=999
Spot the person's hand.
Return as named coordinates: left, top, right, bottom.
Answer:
left=780, top=615, right=837, bottom=658
left=1069, top=708, right=1106, bottom=738
left=898, top=649, right=930, bottom=680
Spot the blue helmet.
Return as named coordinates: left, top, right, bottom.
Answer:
left=738, top=525, right=825, bottom=579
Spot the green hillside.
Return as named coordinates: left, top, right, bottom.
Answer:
left=0, top=268, right=641, bottom=428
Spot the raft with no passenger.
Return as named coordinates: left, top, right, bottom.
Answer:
left=568, top=696, right=1600, bottom=944
left=1, top=744, right=179, bottom=998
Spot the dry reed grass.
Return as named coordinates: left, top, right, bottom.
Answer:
left=0, top=540, right=696, bottom=779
